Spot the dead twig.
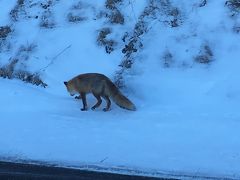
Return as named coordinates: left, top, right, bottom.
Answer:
left=39, top=44, right=72, bottom=72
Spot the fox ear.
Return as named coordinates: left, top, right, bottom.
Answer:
left=64, top=81, right=68, bottom=86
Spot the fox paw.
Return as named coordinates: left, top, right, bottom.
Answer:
left=75, top=95, right=81, bottom=99
left=81, top=108, right=88, bottom=111
left=103, top=108, right=110, bottom=112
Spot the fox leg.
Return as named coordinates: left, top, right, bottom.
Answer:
left=102, top=95, right=111, bottom=111
left=80, top=92, right=88, bottom=111
left=91, top=93, right=102, bottom=110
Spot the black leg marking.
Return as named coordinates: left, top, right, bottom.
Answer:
left=80, top=93, right=87, bottom=111
left=91, top=93, right=102, bottom=110
left=102, top=95, right=111, bottom=111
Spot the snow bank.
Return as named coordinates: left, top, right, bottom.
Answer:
left=1, top=0, right=240, bottom=179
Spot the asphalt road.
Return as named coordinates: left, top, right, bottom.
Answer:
left=0, top=161, right=178, bottom=180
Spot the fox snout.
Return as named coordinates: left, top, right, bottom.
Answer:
left=64, top=81, right=77, bottom=96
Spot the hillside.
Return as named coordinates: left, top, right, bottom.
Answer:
left=1, top=0, right=240, bottom=179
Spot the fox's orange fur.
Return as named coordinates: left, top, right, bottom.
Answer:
left=64, top=73, right=136, bottom=111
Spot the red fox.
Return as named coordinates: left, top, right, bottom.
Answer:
left=64, top=73, right=136, bottom=111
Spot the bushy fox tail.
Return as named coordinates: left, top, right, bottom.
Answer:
left=112, top=91, right=136, bottom=111
left=107, top=80, right=136, bottom=111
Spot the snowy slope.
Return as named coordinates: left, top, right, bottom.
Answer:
left=1, top=0, right=240, bottom=179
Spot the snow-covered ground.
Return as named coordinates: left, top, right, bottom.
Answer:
left=1, top=0, right=240, bottom=179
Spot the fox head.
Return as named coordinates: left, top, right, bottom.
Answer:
left=64, top=81, right=78, bottom=96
